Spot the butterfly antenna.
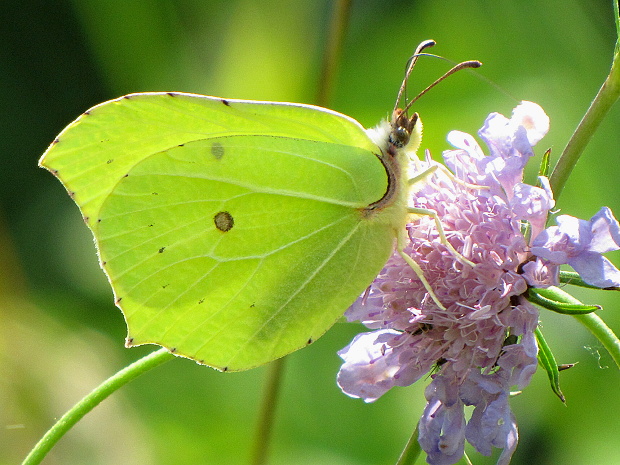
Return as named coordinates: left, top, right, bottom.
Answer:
left=392, top=39, right=437, bottom=116
left=401, top=59, right=482, bottom=114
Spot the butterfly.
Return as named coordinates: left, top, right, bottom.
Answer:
left=39, top=40, right=479, bottom=371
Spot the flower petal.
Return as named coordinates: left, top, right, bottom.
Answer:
left=588, top=207, right=620, bottom=254
left=510, top=100, right=550, bottom=146
left=532, top=207, right=620, bottom=287
left=568, top=251, right=620, bottom=288
left=336, top=330, right=401, bottom=402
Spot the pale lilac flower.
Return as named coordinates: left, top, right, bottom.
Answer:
left=338, top=102, right=560, bottom=465
left=531, top=207, right=620, bottom=288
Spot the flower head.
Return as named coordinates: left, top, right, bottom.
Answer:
left=338, top=102, right=567, bottom=464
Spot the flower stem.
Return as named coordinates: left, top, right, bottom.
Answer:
left=573, top=312, right=620, bottom=370
left=21, top=348, right=174, bottom=465
left=315, top=0, right=353, bottom=107
left=250, top=358, right=286, bottom=465
left=549, top=289, right=620, bottom=369
left=395, top=421, right=422, bottom=465
left=614, top=0, right=620, bottom=47
left=549, top=45, right=620, bottom=199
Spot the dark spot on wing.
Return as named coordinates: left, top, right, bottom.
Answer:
left=221, top=99, right=230, bottom=106
left=167, top=92, right=177, bottom=97
left=107, top=159, right=113, bottom=164
left=211, top=142, right=224, bottom=160
left=116, top=297, right=123, bottom=303
left=214, top=211, right=234, bottom=232
left=125, top=337, right=134, bottom=346
left=159, top=247, right=166, bottom=253
left=307, top=338, right=313, bottom=345
left=198, top=299, right=205, bottom=304
left=222, top=366, right=229, bottom=372
left=170, top=347, right=177, bottom=353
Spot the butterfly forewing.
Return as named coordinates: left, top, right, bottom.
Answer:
left=40, top=93, right=379, bottom=228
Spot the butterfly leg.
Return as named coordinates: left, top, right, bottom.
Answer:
left=396, top=244, right=446, bottom=310
left=407, top=206, right=476, bottom=268
left=400, top=161, right=479, bottom=309
left=406, top=158, right=478, bottom=269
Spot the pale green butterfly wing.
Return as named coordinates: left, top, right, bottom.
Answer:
left=42, top=92, right=379, bottom=227
left=40, top=92, right=402, bottom=371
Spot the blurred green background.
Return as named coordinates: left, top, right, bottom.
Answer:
left=2, top=1, right=619, bottom=464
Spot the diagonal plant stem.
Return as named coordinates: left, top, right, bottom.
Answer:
left=557, top=289, right=620, bottom=369
left=546, top=3, right=620, bottom=370
left=575, top=312, right=620, bottom=370
left=549, top=45, right=620, bottom=198
left=21, top=348, right=174, bottom=465
left=395, top=421, right=422, bottom=465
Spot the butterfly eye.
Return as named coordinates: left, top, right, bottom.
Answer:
left=390, top=126, right=410, bottom=148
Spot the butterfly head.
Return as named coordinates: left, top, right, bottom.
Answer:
left=389, top=108, right=420, bottom=149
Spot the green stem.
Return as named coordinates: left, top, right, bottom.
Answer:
left=250, top=358, right=287, bottom=465
left=548, top=290, right=620, bottom=370
left=21, top=348, right=174, bottom=465
left=573, top=312, right=620, bottom=370
left=395, top=421, right=422, bottom=465
left=315, top=0, right=353, bottom=107
left=614, top=0, right=620, bottom=47
left=549, top=45, right=620, bottom=199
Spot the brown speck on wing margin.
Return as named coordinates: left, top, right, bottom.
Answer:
left=221, top=99, right=230, bottom=106
left=167, top=92, right=177, bottom=97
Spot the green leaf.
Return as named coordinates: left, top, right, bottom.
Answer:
left=535, top=327, right=565, bottom=403
left=40, top=92, right=417, bottom=371
left=538, top=148, right=551, bottom=178
left=527, top=287, right=601, bottom=315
